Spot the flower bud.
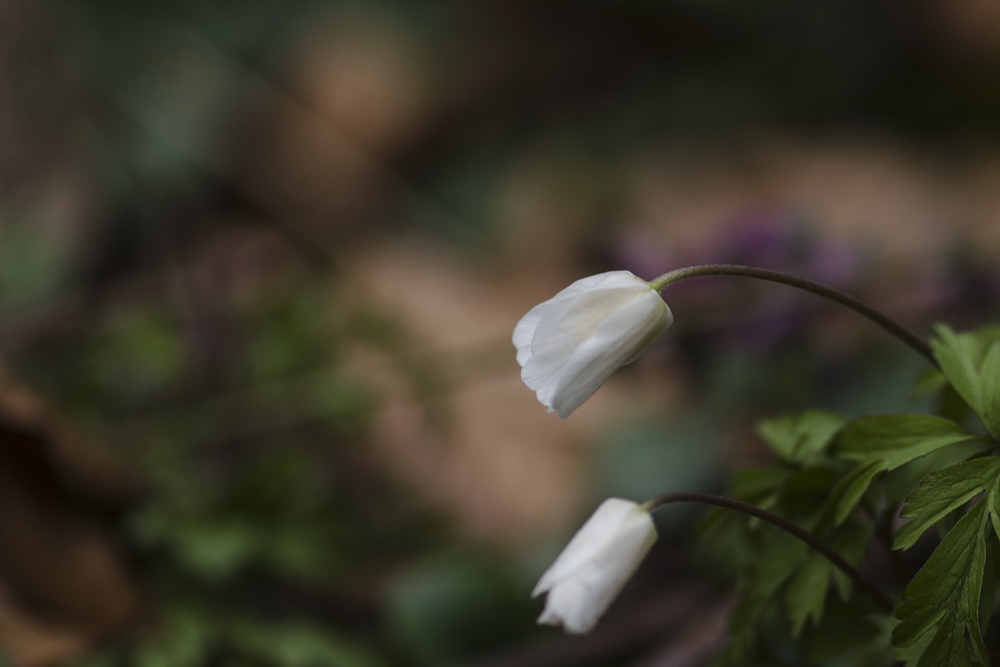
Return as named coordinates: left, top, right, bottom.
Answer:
left=513, top=271, right=673, bottom=418
left=533, top=498, right=658, bottom=634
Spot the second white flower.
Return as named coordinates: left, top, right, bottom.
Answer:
left=533, top=498, right=658, bottom=633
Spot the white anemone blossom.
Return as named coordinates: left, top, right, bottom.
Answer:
left=513, top=271, right=673, bottom=418
left=533, top=498, right=658, bottom=634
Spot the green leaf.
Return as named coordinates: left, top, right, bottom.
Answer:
left=990, top=486, right=1000, bottom=545
left=831, top=416, right=983, bottom=527
left=837, top=414, right=982, bottom=470
left=932, top=326, right=981, bottom=411
left=832, top=461, right=884, bottom=525
left=980, top=343, right=1000, bottom=435
left=882, top=440, right=993, bottom=509
left=917, top=617, right=978, bottom=667
left=757, top=410, right=845, bottom=464
left=893, top=499, right=990, bottom=666
left=932, top=325, right=1000, bottom=437
left=894, top=458, right=1000, bottom=550
left=784, top=521, right=872, bottom=637
left=893, top=618, right=937, bottom=667
left=979, top=538, right=998, bottom=639
left=785, top=552, right=831, bottom=637
left=725, top=530, right=807, bottom=659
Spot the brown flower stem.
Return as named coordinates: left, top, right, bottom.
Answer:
left=648, top=264, right=936, bottom=367
left=643, top=491, right=894, bottom=613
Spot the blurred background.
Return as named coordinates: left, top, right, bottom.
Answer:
left=1, top=0, right=999, bottom=665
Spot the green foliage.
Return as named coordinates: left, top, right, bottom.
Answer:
left=931, top=325, right=1000, bottom=436
left=10, top=276, right=479, bottom=666
left=14, top=0, right=1000, bottom=661
left=837, top=414, right=984, bottom=470
left=893, top=499, right=991, bottom=667
left=830, top=414, right=988, bottom=525
left=784, top=522, right=872, bottom=637
left=829, top=460, right=883, bottom=524
left=707, top=425, right=878, bottom=662
left=893, top=458, right=1000, bottom=550
left=710, top=325, right=1000, bottom=666
left=757, top=410, right=845, bottom=465
left=724, top=529, right=808, bottom=659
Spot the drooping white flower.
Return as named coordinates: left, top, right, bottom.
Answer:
left=533, top=498, right=658, bottom=634
left=513, top=271, right=673, bottom=418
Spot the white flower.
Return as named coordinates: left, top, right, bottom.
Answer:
left=513, top=271, right=673, bottom=418
left=533, top=498, right=658, bottom=634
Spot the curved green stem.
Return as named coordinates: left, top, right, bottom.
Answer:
left=643, top=492, right=894, bottom=612
left=648, top=264, right=936, bottom=367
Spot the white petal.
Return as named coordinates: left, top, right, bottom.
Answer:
left=533, top=498, right=640, bottom=596
left=513, top=271, right=672, bottom=417
left=537, top=574, right=602, bottom=633
left=548, top=292, right=672, bottom=417
left=521, top=273, right=644, bottom=371
left=542, top=271, right=650, bottom=301
left=533, top=498, right=657, bottom=634
left=512, top=303, right=543, bottom=368
left=526, top=292, right=633, bottom=412
left=545, top=512, right=656, bottom=633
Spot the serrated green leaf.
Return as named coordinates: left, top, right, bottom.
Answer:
left=893, top=499, right=989, bottom=666
left=932, top=326, right=981, bottom=412
left=894, top=503, right=979, bottom=646
left=783, top=521, right=873, bottom=637
left=979, top=538, right=997, bottom=638
left=917, top=617, right=977, bottom=667
left=990, top=488, right=1000, bottom=545
left=893, top=617, right=937, bottom=667
left=882, top=440, right=992, bottom=510
left=837, top=414, right=982, bottom=470
left=785, top=552, right=830, bottom=637
left=932, top=325, right=1000, bottom=437
left=894, top=458, right=1000, bottom=550
left=757, top=410, right=845, bottom=464
left=961, top=529, right=989, bottom=666
left=726, top=530, right=807, bottom=659
left=832, top=461, right=884, bottom=525
left=980, top=342, right=1000, bottom=436
left=747, top=530, right=809, bottom=598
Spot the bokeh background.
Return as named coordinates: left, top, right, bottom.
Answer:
left=2, top=1, right=1000, bottom=665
